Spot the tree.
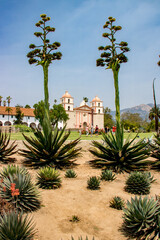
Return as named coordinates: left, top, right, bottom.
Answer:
left=33, top=100, right=69, bottom=126
left=97, top=17, right=130, bottom=130
left=3, top=101, right=6, bottom=107
left=27, top=14, right=62, bottom=137
left=5, top=107, right=12, bottom=122
left=121, top=112, right=143, bottom=131
left=24, top=104, right=31, bottom=108
left=104, top=107, right=114, bottom=128
left=6, top=96, right=12, bottom=107
left=14, top=107, right=24, bottom=124
left=83, top=97, right=89, bottom=104
left=50, top=103, right=69, bottom=126
left=0, top=96, right=2, bottom=106
left=33, top=101, right=45, bottom=126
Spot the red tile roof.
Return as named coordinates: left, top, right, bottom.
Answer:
left=0, top=106, right=35, bottom=117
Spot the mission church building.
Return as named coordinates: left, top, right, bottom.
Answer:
left=61, top=91, right=104, bottom=130
left=0, top=91, right=104, bottom=130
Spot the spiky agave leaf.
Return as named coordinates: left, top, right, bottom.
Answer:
left=0, top=130, right=17, bottom=162
left=141, top=214, right=160, bottom=239
left=0, top=210, right=36, bottom=240
left=123, top=196, right=160, bottom=238
left=0, top=172, right=41, bottom=212
left=89, top=126, right=150, bottom=173
left=20, top=125, right=81, bottom=169
left=36, top=167, right=61, bottom=189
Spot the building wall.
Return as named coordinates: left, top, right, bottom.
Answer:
left=65, top=111, right=75, bottom=129
left=93, top=114, right=104, bottom=129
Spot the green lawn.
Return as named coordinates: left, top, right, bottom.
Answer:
left=10, top=131, right=156, bottom=141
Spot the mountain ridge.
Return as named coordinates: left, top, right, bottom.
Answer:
left=110, top=103, right=160, bottom=120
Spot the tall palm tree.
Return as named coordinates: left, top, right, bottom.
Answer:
left=0, top=96, right=2, bottom=106
left=6, top=96, right=12, bottom=107
left=3, top=100, right=6, bottom=107
left=5, top=107, right=12, bottom=122
left=151, top=79, right=160, bottom=136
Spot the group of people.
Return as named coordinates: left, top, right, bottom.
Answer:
left=79, top=125, right=99, bottom=136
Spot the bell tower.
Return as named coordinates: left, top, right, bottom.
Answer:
left=90, top=96, right=103, bottom=114
left=60, top=91, right=74, bottom=112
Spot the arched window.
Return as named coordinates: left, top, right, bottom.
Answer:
left=98, top=103, right=100, bottom=107
left=68, top=99, right=70, bottom=103
left=68, top=106, right=70, bottom=111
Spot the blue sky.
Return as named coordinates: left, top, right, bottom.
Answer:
left=0, top=0, right=160, bottom=110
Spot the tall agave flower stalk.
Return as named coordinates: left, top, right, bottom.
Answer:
left=97, top=17, right=130, bottom=129
left=27, top=14, right=62, bottom=137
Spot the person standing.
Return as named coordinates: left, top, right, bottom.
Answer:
left=86, top=126, right=89, bottom=136
left=91, top=125, right=94, bottom=136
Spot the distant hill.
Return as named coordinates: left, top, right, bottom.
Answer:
left=111, top=104, right=160, bottom=120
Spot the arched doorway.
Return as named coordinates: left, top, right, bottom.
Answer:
left=0, top=121, right=3, bottom=126
left=30, top=122, right=36, bottom=129
left=83, top=122, right=87, bottom=130
left=4, top=121, right=11, bottom=126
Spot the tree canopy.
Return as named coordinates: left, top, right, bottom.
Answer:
left=33, top=100, right=69, bottom=126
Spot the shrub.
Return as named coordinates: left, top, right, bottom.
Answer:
left=125, top=171, right=151, bottom=195
left=1, top=172, right=41, bottom=212
left=0, top=130, right=17, bottom=162
left=87, top=176, right=100, bottom=190
left=14, top=124, right=33, bottom=132
left=101, top=169, right=116, bottom=181
left=123, top=196, right=160, bottom=238
left=20, top=125, right=81, bottom=169
left=36, top=167, right=61, bottom=189
left=65, top=169, right=77, bottom=178
left=110, top=196, right=125, bottom=210
left=0, top=210, right=36, bottom=240
left=89, top=126, right=150, bottom=173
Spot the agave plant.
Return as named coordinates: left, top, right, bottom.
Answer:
left=89, top=126, right=150, bottom=173
left=36, top=167, right=61, bottom=189
left=110, top=196, right=125, bottom=210
left=65, top=169, right=77, bottom=178
left=0, top=164, right=29, bottom=179
left=0, top=210, right=36, bottom=240
left=87, top=176, right=100, bottom=190
left=123, top=196, right=160, bottom=238
left=0, top=172, right=41, bottom=212
left=150, top=135, right=160, bottom=170
left=0, top=130, right=17, bottom=162
left=20, top=125, right=81, bottom=169
left=125, top=171, right=151, bottom=195
left=101, top=169, right=116, bottom=181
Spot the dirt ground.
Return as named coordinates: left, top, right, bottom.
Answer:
left=3, top=140, right=160, bottom=240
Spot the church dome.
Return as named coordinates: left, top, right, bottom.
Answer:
left=91, top=96, right=101, bottom=102
left=62, top=91, right=72, bottom=98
